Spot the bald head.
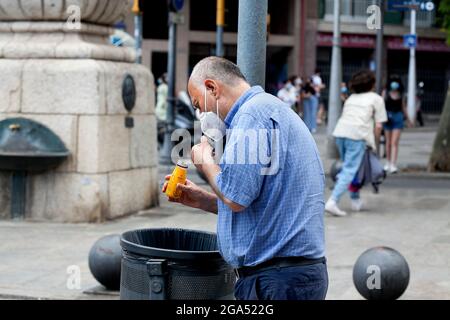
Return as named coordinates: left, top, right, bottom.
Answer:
left=190, top=57, right=247, bottom=87
left=188, top=57, right=251, bottom=119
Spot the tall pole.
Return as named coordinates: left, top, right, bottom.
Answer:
left=327, top=0, right=342, bottom=159
left=160, top=11, right=178, bottom=163
left=407, top=8, right=417, bottom=124
left=132, top=0, right=143, bottom=64
left=237, top=0, right=268, bottom=87
left=216, top=0, right=225, bottom=57
left=375, top=0, right=384, bottom=94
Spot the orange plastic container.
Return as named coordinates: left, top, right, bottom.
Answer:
left=165, top=161, right=188, bottom=199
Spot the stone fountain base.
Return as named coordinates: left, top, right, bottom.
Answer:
left=0, top=0, right=160, bottom=223
left=0, top=36, right=159, bottom=223
left=0, top=58, right=159, bottom=222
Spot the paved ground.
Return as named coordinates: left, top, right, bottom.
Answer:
left=0, top=124, right=449, bottom=300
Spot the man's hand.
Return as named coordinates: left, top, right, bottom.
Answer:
left=162, top=176, right=218, bottom=214
left=191, top=136, right=215, bottom=172
left=190, top=137, right=247, bottom=214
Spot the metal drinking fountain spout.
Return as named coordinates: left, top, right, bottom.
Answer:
left=0, top=118, right=70, bottom=220
left=9, top=124, right=21, bottom=131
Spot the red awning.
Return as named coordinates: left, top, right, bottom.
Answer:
left=317, top=32, right=450, bottom=52
left=386, top=36, right=450, bottom=52
left=317, top=32, right=375, bottom=48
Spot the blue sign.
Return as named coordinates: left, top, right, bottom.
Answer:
left=169, top=0, right=185, bottom=12
left=388, top=1, right=435, bottom=12
left=420, top=1, right=435, bottom=11
left=403, top=34, right=417, bottom=48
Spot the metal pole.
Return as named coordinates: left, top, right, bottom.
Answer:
left=327, top=0, right=342, bottom=159
left=237, top=0, right=268, bottom=87
left=216, top=0, right=225, bottom=57
left=133, top=0, right=143, bottom=64
left=375, top=0, right=384, bottom=94
left=407, top=8, right=417, bottom=124
left=160, top=12, right=178, bottom=163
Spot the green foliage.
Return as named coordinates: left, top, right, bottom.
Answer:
left=440, top=0, right=450, bottom=44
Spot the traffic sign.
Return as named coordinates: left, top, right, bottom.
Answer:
left=420, top=1, right=435, bottom=11
left=168, top=0, right=184, bottom=12
left=403, top=34, right=417, bottom=48
left=387, top=1, right=435, bottom=12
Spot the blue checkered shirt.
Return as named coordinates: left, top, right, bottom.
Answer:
left=215, top=86, right=326, bottom=268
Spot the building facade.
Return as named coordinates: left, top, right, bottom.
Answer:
left=124, top=0, right=303, bottom=96
left=313, top=0, right=450, bottom=114
left=123, top=0, right=450, bottom=113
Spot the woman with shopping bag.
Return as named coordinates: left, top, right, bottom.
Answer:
left=326, top=70, right=387, bottom=217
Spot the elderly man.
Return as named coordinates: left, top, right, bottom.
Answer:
left=163, top=57, right=328, bottom=300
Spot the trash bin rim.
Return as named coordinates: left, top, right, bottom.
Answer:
left=120, top=228, right=223, bottom=260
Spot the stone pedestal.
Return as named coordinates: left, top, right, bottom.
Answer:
left=0, top=0, right=159, bottom=222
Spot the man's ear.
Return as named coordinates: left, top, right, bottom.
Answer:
left=204, top=79, right=219, bottom=99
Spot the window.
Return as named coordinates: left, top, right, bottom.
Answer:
left=404, top=10, right=436, bottom=28
left=322, top=0, right=437, bottom=27
left=141, top=0, right=168, bottom=39
left=324, top=0, right=374, bottom=22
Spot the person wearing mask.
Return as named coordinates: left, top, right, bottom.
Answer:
left=312, top=69, right=326, bottom=125
left=155, top=73, right=168, bottom=122
left=277, top=76, right=300, bottom=111
left=326, top=70, right=387, bottom=217
left=163, top=57, right=328, bottom=300
left=383, top=77, right=410, bottom=174
left=302, top=79, right=319, bottom=133
left=340, top=82, right=349, bottom=103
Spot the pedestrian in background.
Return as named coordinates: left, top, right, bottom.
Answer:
left=293, top=76, right=303, bottom=114
left=277, top=76, right=300, bottom=111
left=326, top=70, right=387, bottom=217
left=302, top=78, right=319, bottom=133
left=155, top=73, right=168, bottom=122
left=312, top=68, right=326, bottom=125
left=382, top=75, right=411, bottom=174
left=340, top=82, right=349, bottom=103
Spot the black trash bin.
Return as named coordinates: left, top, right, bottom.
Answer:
left=120, top=228, right=236, bottom=300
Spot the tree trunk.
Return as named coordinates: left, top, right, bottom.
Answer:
left=429, top=87, right=450, bottom=172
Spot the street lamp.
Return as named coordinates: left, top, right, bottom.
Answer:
left=160, top=0, right=185, bottom=164
left=237, top=0, right=268, bottom=87
left=375, top=0, right=385, bottom=95
left=132, top=0, right=143, bottom=64
left=327, top=0, right=343, bottom=159
left=216, top=0, right=225, bottom=57
left=406, top=4, right=417, bottom=125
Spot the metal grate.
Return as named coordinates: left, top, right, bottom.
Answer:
left=168, top=271, right=236, bottom=300
left=120, top=255, right=236, bottom=300
left=120, top=258, right=151, bottom=298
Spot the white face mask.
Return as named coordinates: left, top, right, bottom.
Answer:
left=197, top=87, right=227, bottom=142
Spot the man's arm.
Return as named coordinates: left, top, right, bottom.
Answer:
left=402, top=97, right=414, bottom=127
left=374, top=95, right=388, bottom=154
left=163, top=176, right=219, bottom=214
left=374, top=122, right=383, bottom=154
left=201, top=163, right=246, bottom=213
left=192, top=138, right=247, bottom=213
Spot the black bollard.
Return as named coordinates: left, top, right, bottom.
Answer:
left=353, top=247, right=410, bottom=300
left=88, top=234, right=122, bottom=291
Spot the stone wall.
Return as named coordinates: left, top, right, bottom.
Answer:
left=0, top=59, right=159, bottom=222
left=0, top=0, right=159, bottom=222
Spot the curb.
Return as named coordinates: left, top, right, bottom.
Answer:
left=393, top=172, right=450, bottom=179
left=324, top=170, right=450, bottom=180
left=0, top=293, right=49, bottom=300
